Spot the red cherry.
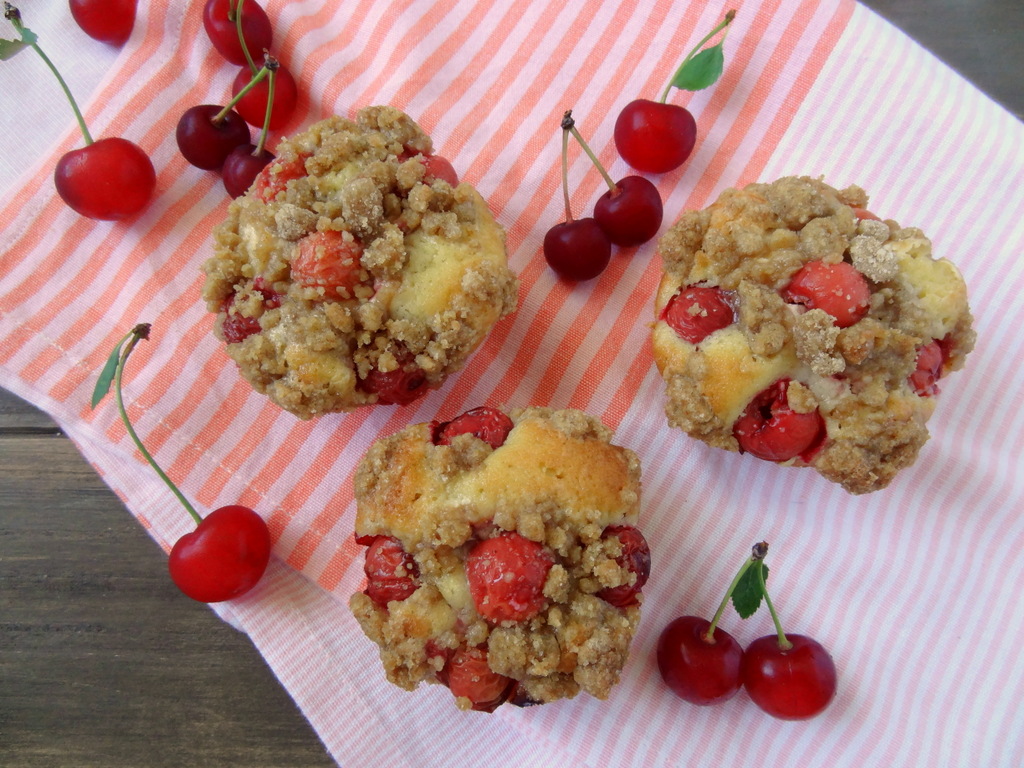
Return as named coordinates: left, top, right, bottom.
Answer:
left=444, top=645, right=513, bottom=712
left=222, top=144, right=274, bottom=198
left=291, top=230, right=366, bottom=300
left=742, top=634, right=837, bottom=720
left=54, top=137, right=155, bottom=220
left=251, top=153, right=308, bottom=202
left=363, top=535, right=419, bottom=607
left=593, top=175, right=663, bottom=247
left=424, top=154, right=459, bottom=186
left=219, top=278, right=282, bottom=343
left=176, top=105, right=252, bottom=170
left=69, top=0, right=137, bottom=46
left=852, top=207, right=881, bottom=221
left=231, top=63, right=298, bottom=130
left=657, top=615, right=744, bottom=705
left=466, top=532, right=553, bottom=623
left=662, top=285, right=735, bottom=344
left=202, top=0, right=273, bottom=66
left=783, top=261, right=871, bottom=328
left=543, top=218, right=612, bottom=281
left=733, top=379, right=825, bottom=463
left=167, top=505, right=272, bottom=603
left=359, top=361, right=430, bottom=406
left=595, top=525, right=651, bottom=608
left=434, top=406, right=514, bottom=449
left=614, top=100, right=697, bottom=174
left=909, top=340, right=945, bottom=396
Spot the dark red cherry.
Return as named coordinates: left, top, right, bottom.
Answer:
left=657, top=615, right=744, bottom=705
left=222, top=144, right=274, bottom=198
left=742, top=634, right=837, bottom=720
left=543, top=218, right=612, bottom=281
left=176, top=105, right=252, bottom=170
left=593, top=175, right=663, bottom=247
left=614, top=100, right=697, bottom=174
left=202, top=0, right=273, bottom=66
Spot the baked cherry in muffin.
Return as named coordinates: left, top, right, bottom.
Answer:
left=652, top=176, right=975, bottom=494
left=202, top=106, right=518, bottom=418
left=349, top=406, right=649, bottom=711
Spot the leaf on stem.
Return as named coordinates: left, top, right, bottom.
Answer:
left=91, top=339, right=127, bottom=408
left=732, top=561, right=768, bottom=619
left=0, top=35, right=30, bottom=60
left=671, top=43, right=725, bottom=91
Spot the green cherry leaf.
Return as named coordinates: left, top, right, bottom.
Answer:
left=671, top=42, right=725, bottom=92
left=0, top=37, right=30, bottom=60
left=732, top=561, right=768, bottom=619
left=91, top=339, right=127, bottom=409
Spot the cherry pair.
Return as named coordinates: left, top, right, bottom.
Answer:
left=657, top=542, right=837, bottom=720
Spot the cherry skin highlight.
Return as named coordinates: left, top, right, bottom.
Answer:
left=594, top=175, right=663, bottom=247
left=54, top=137, right=155, bottom=220
left=742, top=634, right=837, bottom=720
left=783, top=260, right=871, bottom=328
left=543, top=218, right=612, bottom=281
left=222, top=144, right=274, bottom=198
left=733, top=379, right=825, bottom=463
left=466, top=532, right=553, bottom=623
left=231, top=63, right=298, bottom=130
left=663, top=285, right=735, bottom=344
left=657, top=616, right=744, bottom=705
left=595, top=525, right=651, bottom=608
left=434, top=406, right=514, bottom=449
left=167, top=505, right=272, bottom=603
left=176, top=105, right=252, bottom=170
left=614, top=99, right=697, bottom=174
left=202, top=0, right=273, bottom=66
left=363, top=535, right=419, bottom=607
left=69, top=0, right=137, bottom=46
left=444, top=645, right=513, bottom=712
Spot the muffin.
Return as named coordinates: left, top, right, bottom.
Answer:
left=202, top=106, right=518, bottom=418
left=349, top=406, right=650, bottom=711
left=651, top=176, right=975, bottom=494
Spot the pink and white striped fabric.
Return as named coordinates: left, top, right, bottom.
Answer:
left=3, top=1, right=1023, bottom=765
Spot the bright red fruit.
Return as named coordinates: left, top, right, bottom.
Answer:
left=783, top=260, right=871, bottom=328
left=742, top=634, right=837, bottom=720
left=657, top=615, right=744, bottom=705
left=466, top=532, right=553, bottom=623
left=543, top=218, right=612, bottom=281
left=596, top=525, right=651, bottom=608
left=231, top=63, right=298, bottom=130
left=444, top=645, right=513, bottom=712
left=222, top=144, right=274, bottom=198
left=909, top=340, right=944, bottom=396
left=292, top=230, right=366, bottom=300
left=167, top=505, right=272, bottom=603
left=435, top=406, right=514, bottom=449
left=69, top=0, right=137, bottom=46
left=54, top=137, right=156, bottom=220
left=733, top=379, right=825, bottom=463
left=359, top=362, right=430, bottom=406
left=663, top=285, right=734, bottom=344
left=594, top=175, right=663, bottom=247
left=253, top=153, right=308, bottom=202
left=203, top=0, right=273, bottom=66
left=176, top=105, right=252, bottom=170
left=424, top=154, right=458, bottom=186
left=363, top=536, right=419, bottom=607
left=220, top=278, right=281, bottom=343
left=614, top=100, right=697, bottom=174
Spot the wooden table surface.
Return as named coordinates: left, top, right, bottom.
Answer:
left=2, top=2, right=1021, bottom=766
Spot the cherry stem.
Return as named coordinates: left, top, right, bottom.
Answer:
left=558, top=110, right=574, bottom=222
left=234, top=0, right=259, bottom=74
left=563, top=111, right=618, bottom=196
left=704, top=540, right=766, bottom=641
left=4, top=3, right=93, bottom=145
left=659, top=9, right=736, bottom=103
left=756, top=554, right=792, bottom=650
left=212, top=60, right=271, bottom=123
left=253, top=63, right=276, bottom=156
left=113, top=324, right=204, bottom=528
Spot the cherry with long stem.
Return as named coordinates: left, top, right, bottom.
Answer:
left=542, top=111, right=611, bottom=281
left=93, top=324, right=272, bottom=603
left=563, top=113, right=662, bottom=247
left=223, top=55, right=279, bottom=197
left=614, top=9, right=735, bottom=174
left=3, top=3, right=155, bottom=220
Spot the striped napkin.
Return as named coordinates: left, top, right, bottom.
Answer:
left=3, top=1, right=1022, bottom=765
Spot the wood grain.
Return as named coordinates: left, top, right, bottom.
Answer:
left=1, top=2, right=1020, bottom=765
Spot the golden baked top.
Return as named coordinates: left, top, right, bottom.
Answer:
left=201, top=106, right=518, bottom=418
